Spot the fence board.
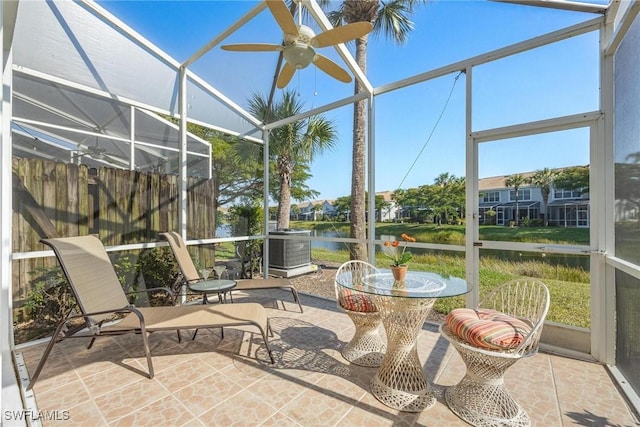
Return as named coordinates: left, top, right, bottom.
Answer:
left=12, top=158, right=216, bottom=310
left=78, top=166, right=89, bottom=236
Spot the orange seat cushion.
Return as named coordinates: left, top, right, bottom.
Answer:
left=338, top=289, right=377, bottom=312
left=445, top=308, right=532, bottom=350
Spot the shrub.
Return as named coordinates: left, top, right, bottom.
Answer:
left=135, top=247, right=179, bottom=305
left=23, top=266, right=76, bottom=327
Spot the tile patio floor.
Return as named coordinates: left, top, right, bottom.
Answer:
left=16, top=290, right=640, bottom=426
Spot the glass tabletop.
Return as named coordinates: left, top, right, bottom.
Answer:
left=336, top=269, right=470, bottom=299
left=188, top=279, right=237, bottom=293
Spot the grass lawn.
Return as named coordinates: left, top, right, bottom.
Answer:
left=295, top=221, right=590, bottom=245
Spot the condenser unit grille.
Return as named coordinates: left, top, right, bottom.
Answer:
left=268, top=230, right=311, bottom=269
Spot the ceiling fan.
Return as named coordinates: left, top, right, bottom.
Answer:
left=75, top=141, right=127, bottom=168
left=221, top=0, right=372, bottom=88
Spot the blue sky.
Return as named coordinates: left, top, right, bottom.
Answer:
left=97, top=0, right=602, bottom=201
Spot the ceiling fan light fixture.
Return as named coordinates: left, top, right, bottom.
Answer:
left=284, top=42, right=316, bottom=69
left=221, top=0, right=373, bottom=87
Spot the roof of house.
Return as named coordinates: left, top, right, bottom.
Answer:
left=478, top=172, right=538, bottom=191
left=477, top=166, right=587, bottom=191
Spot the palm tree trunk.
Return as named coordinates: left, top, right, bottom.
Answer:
left=350, top=36, right=368, bottom=261
left=277, top=172, right=291, bottom=229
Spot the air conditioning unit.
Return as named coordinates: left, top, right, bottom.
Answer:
left=268, top=229, right=311, bottom=269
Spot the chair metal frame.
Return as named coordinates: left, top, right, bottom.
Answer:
left=160, top=232, right=303, bottom=312
left=28, top=235, right=274, bottom=390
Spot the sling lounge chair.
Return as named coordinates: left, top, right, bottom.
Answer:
left=160, top=231, right=303, bottom=312
left=27, top=235, right=273, bottom=390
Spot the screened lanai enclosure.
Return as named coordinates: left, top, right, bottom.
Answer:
left=1, top=0, right=640, bottom=420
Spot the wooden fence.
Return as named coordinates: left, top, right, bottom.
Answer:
left=12, top=157, right=216, bottom=306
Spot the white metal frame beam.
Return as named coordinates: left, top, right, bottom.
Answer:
left=182, top=2, right=267, bottom=69
left=2, top=0, right=22, bottom=418
left=302, top=0, right=374, bottom=95
left=185, top=69, right=264, bottom=130
left=605, top=0, right=640, bottom=54
left=78, top=0, right=181, bottom=70
left=375, top=17, right=603, bottom=95
left=493, top=0, right=608, bottom=14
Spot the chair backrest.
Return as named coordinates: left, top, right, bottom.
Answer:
left=479, top=278, right=550, bottom=355
left=334, top=260, right=379, bottom=300
left=159, top=232, right=200, bottom=283
left=41, top=235, right=130, bottom=325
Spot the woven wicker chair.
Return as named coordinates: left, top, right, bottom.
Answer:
left=334, top=260, right=386, bottom=367
left=160, top=232, right=302, bottom=312
left=439, top=279, right=550, bottom=427
left=27, top=235, right=273, bottom=390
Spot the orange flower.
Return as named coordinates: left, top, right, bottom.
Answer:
left=382, top=234, right=415, bottom=266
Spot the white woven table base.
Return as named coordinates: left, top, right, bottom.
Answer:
left=445, top=341, right=530, bottom=427
left=341, top=309, right=386, bottom=367
left=370, top=296, right=437, bottom=412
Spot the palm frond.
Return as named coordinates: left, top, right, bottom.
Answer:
left=374, top=0, right=415, bottom=45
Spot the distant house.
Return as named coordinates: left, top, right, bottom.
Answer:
left=289, top=173, right=589, bottom=227
left=292, top=200, right=336, bottom=220
left=478, top=171, right=590, bottom=227
left=376, top=191, right=399, bottom=222
left=291, top=191, right=399, bottom=222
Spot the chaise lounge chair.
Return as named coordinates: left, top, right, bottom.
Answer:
left=160, top=231, right=303, bottom=312
left=27, top=235, right=273, bottom=390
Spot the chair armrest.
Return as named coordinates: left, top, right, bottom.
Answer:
left=61, top=306, right=146, bottom=334
left=127, top=287, right=175, bottom=297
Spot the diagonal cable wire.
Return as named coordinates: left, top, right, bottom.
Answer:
left=396, top=71, right=463, bottom=190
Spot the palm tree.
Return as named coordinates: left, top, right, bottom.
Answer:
left=320, top=0, right=429, bottom=260
left=528, top=168, right=557, bottom=226
left=312, top=202, right=324, bottom=221
left=505, top=174, right=527, bottom=226
left=434, top=172, right=454, bottom=187
left=248, top=90, right=337, bottom=229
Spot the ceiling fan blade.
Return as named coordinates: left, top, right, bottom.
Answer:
left=266, top=0, right=298, bottom=36
left=313, top=54, right=352, bottom=83
left=221, top=43, right=283, bottom=52
left=104, top=154, right=128, bottom=167
left=311, top=22, right=373, bottom=48
left=276, top=62, right=296, bottom=88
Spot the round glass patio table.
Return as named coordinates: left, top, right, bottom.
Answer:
left=335, top=270, right=469, bottom=412
left=188, top=279, right=237, bottom=304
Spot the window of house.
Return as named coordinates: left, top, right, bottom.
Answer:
left=480, top=191, right=500, bottom=203
left=553, top=189, right=583, bottom=199
left=509, top=188, right=531, bottom=201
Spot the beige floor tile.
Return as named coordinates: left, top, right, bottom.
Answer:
left=27, top=357, right=81, bottom=395
left=17, top=294, right=639, bottom=427
left=198, top=389, right=278, bottom=426
left=35, top=378, right=91, bottom=410
left=246, top=377, right=311, bottom=411
left=42, top=400, right=108, bottom=427
left=259, top=411, right=304, bottom=427
left=173, top=371, right=243, bottom=417
left=279, top=381, right=366, bottom=426
left=77, top=362, right=148, bottom=397
left=93, top=378, right=170, bottom=423
left=108, top=395, right=196, bottom=427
